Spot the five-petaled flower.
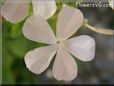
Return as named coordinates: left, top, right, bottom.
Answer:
left=22, top=6, right=96, bottom=81
left=1, top=0, right=57, bottom=23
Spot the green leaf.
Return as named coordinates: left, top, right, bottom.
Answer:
left=2, top=48, right=15, bottom=84
left=5, top=38, right=29, bottom=58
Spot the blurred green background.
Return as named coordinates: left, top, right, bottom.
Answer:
left=1, top=0, right=114, bottom=85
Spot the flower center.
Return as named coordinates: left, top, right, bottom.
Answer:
left=57, top=40, right=65, bottom=47
left=57, top=41, right=61, bottom=44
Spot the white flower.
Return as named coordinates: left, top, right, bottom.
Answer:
left=22, top=6, right=96, bottom=81
left=1, top=0, right=57, bottom=23
left=108, top=0, right=114, bottom=10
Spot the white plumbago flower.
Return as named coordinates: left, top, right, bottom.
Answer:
left=22, top=6, right=96, bottom=81
left=1, top=0, right=57, bottom=23
left=108, top=0, right=114, bottom=10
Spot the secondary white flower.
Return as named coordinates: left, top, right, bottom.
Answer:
left=108, top=0, right=114, bottom=10
left=22, top=6, right=95, bottom=81
left=1, top=0, right=57, bottom=23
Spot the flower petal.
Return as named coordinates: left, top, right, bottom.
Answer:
left=22, top=15, right=57, bottom=44
left=65, top=35, right=95, bottom=61
left=108, top=0, right=114, bottom=10
left=56, top=6, right=84, bottom=41
left=52, top=45, right=77, bottom=81
left=1, top=0, right=28, bottom=23
left=32, top=0, right=57, bottom=19
left=25, top=45, right=57, bottom=74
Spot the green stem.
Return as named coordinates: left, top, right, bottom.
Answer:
left=84, top=21, right=114, bottom=35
